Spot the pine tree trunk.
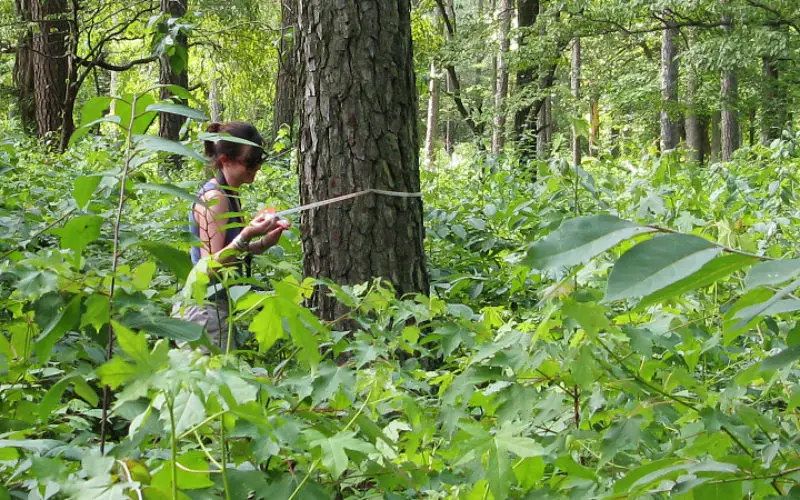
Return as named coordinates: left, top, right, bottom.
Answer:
left=272, top=0, right=296, bottom=139
left=296, top=0, right=429, bottom=321
left=685, top=68, right=702, bottom=162
left=30, top=0, right=69, bottom=139
left=13, top=0, right=35, bottom=132
left=760, top=56, right=784, bottom=144
left=660, top=16, right=680, bottom=151
left=158, top=0, right=188, bottom=143
left=536, top=96, right=550, bottom=158
left=425, top=62, right=439, bottom=168
left=571, top=38, right=582, bottom=168
left=491, top=0, right=511, bottom=154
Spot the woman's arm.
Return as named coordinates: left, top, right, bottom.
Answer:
left=194, top=190, right=278, bottom=264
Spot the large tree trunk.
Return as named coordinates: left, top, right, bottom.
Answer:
left=425, top=62, right=440, bottom=168
left=30, top=0, right=69, bottom=139
left=271, top=0, right=296, bottom=140
left=513, top=0, right=539, bottom=144
left=660, top=16, right=680, bottom=151
left=491, top=0, right=511, bottom=154
left=537, top=95, right=550, bottom=159
left=571, top=37, right=582, bottom=168
left=760, top=56, right=784, bottom=144
left=710, top=110, right=721, bottom=161
left=158, top=0, right=188, bottom=142
left=13, top=0, right=35, bottom=132
left=209, top=77, right=223, bottom=122
left=296, top=0, right=429, bottom=321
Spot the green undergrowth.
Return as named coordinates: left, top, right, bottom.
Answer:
left=3, top=115, right=800, bottom=499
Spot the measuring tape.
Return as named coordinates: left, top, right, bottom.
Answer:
left=267, top=189, right=423, bottom=218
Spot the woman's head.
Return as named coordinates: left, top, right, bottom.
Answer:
left=204, top=122, right=265, bottom=185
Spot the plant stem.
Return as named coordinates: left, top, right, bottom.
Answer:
left=100, top=92, right=138, bottom=455
left=220, top=415, right=232, bottom=500
left=168, top=397, right=178, bottom=500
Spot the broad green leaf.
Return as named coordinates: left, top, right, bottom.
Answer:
left=514, top=457, right=545, bottom=491
left=165, top=391, right=206, bottom=436
left=734, top=276, right=800, bottom=330
left=132, top=261, right=157, bottom=290
left=40, top=376, right=74, bottom=419
left=53, top=215, right=104, bottom=258
left=69, top=116, right=122, bottom=146
left=604, top=234, right=721, bottom=303
left=115, top=93, right=156, bottom=135
left=745, top=259, right=800, bottom=289
left=311, top=362, right=355, bottom=406
left=562, top=299, right=610, bottom=337
left=35, top=295, right=81, bottom=362
left=0, top=440, right=64, bottom=454
left=691, top=481, right=742, bottom=499
left=118, top=311, right=202, bottom=342
left=735, top=299, right=800, bottom=319
left=308, top=430, right=376, bottom=479
left=198, top=132, right=263, bottom=149
left=486, top=440, right=513, bottom=500
left=73, top=175, right=103, bottom=209
left=80, top=96, right=113, bottom=125
left=151, top=450, right=215, bottom=491
left=638, top=253, right=757, bottom=308
left=139, top=241, right=193, bottom=282
left=135, top=182, right=199, bottom=204
left=145, top=102, right=208, bottom=121
left=525, top=214, right=655, bottom=270
left=614, top=458, right=684, bottom=493
left=133, top=135, right=206, bottom=162
left=80, top=293, right=110, bottom=333
left=761, top=345, right=800, bottom=371
left=249, top=297, right=284, bottom=351
left=72, top=377, right=99, bottom=406
left=97, top=356, right=140, bottom=390
left=601, top=416, right=642, bottom=463
left=115, top=321, right=151, bottom=364
left=723, top=288, right=772, bottom=344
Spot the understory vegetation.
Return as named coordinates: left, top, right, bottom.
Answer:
left=3, top=110, right=800, bottom=498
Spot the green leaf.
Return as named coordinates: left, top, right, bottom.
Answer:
left=135, top=182, right=200, bottom=204
left=40, top=376, right=74, bottom=419
left=486, top=439, right=513, bottom=500
left=311, top=362, right=355, bottom=406
left=198, top=132, right=263, bottom=149
left=116, top=321, right=151, bottom=364
left=525, top=214, right=655, bottom=271
left=97, top=356, right=140, bottom=390
left=638, top=253, right=756, bottom=308
left=138, top=241, right=193, bottom=282
left=72, top=377, right=99, bottom=406
left=151, top=450, right=215, bottom=491
left=73, top=175, right=103, bottom=209
left=118, top=311, right=203, bottom=342
left=35, top=295, right=81, bottom=362
left=114, top=93, right=156, bottom=135
left=53, top=215, right=104, bottom=258
left=601, top=417, right=642, bottom=463
left=80, top=96, right=113, bottom=125
left=80, top=293, right=110, bottom=333
left=745, top=259, right=800, bottom=290
left=734, top=276, right=800, bottom=330
left=691, top=481, right=742, bottom=499
left=69, top=116, right=123, bottom=146
left=146, top=103, right=208, bottom=121
left=133, top=135, right=206, bottom=162
left=614, top=458, right=684, bottom=493
left=761, top=345, right=800, bottom=371
left=308, top=430, right=376, bottom=479
left=604, top=234, right=721, bottom=303
left=166, top=391, right=206, bottom=436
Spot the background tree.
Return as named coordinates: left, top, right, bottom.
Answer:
left=158, top=0, right=189, bottom=147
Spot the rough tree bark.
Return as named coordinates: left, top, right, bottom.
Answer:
left=660, top=15, right=680, bottom=151
left=424, top=62, right=439, bottom=168
left=491, top=0, right=511, bottom=154
left=30, top=0, right=69, bottom=139
left=209, top=77, right=223, bottom=122
left=296, top=0, right=429, bottom=321
left=13, top=0, right=35, bottom=132
left=760, top=56, right=784, bottom=144
left=711, top=110, right=722, bottom=161
left=537, top=96, right=551, bottom=159
left=271, top=0, right=296, bottom=140
left=158, top=0, right=188, bottom=143
left=571, top=37, right=582, bottom=168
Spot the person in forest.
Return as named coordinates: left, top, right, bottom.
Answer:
left=174, top=121, right=290, bottom=351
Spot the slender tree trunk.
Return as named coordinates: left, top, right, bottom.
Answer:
left=513, top=0, right=539, bottom=143
left=158, top=0, right=189, bottom=143
left=272, top=0, right=296, bottom=140
left=660, top=15, right=680, bottom=151
left=720, top=8, right=738, bottom=161
left=491, top=0, right=511, bottom=154
left=13, top=0, right=35, bottom=132
left=425, top=62, right=440, bottom=168
left=760, top=56, right=784, bottom=144
left=537, top=96, right=550, bottom=158
left=589, top=95, right=600, bottom=155
left=209, top=78, right=223, bottom=122
left=685, top=67, right=702, bottom=162
left=748, top=108, right=756, bottom=146
left=30, top=0, right=69, bottom=140
left=296, top=0, right=429, bottom=321
left=711, top=110, right=721, bottom=161
left=571, top=38, right=582, bottom=168
left=444, top=0, right=456, bottom=155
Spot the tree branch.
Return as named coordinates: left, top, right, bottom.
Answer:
left=75, top=55, right=157, bottom=71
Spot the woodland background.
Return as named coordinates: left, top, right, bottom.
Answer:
left=1, top=0, right=800, bottom=499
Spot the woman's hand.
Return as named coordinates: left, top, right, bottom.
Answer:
left=249, top=218, right=291, bottom=254
left=240, top=213, right=279, bottom=241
